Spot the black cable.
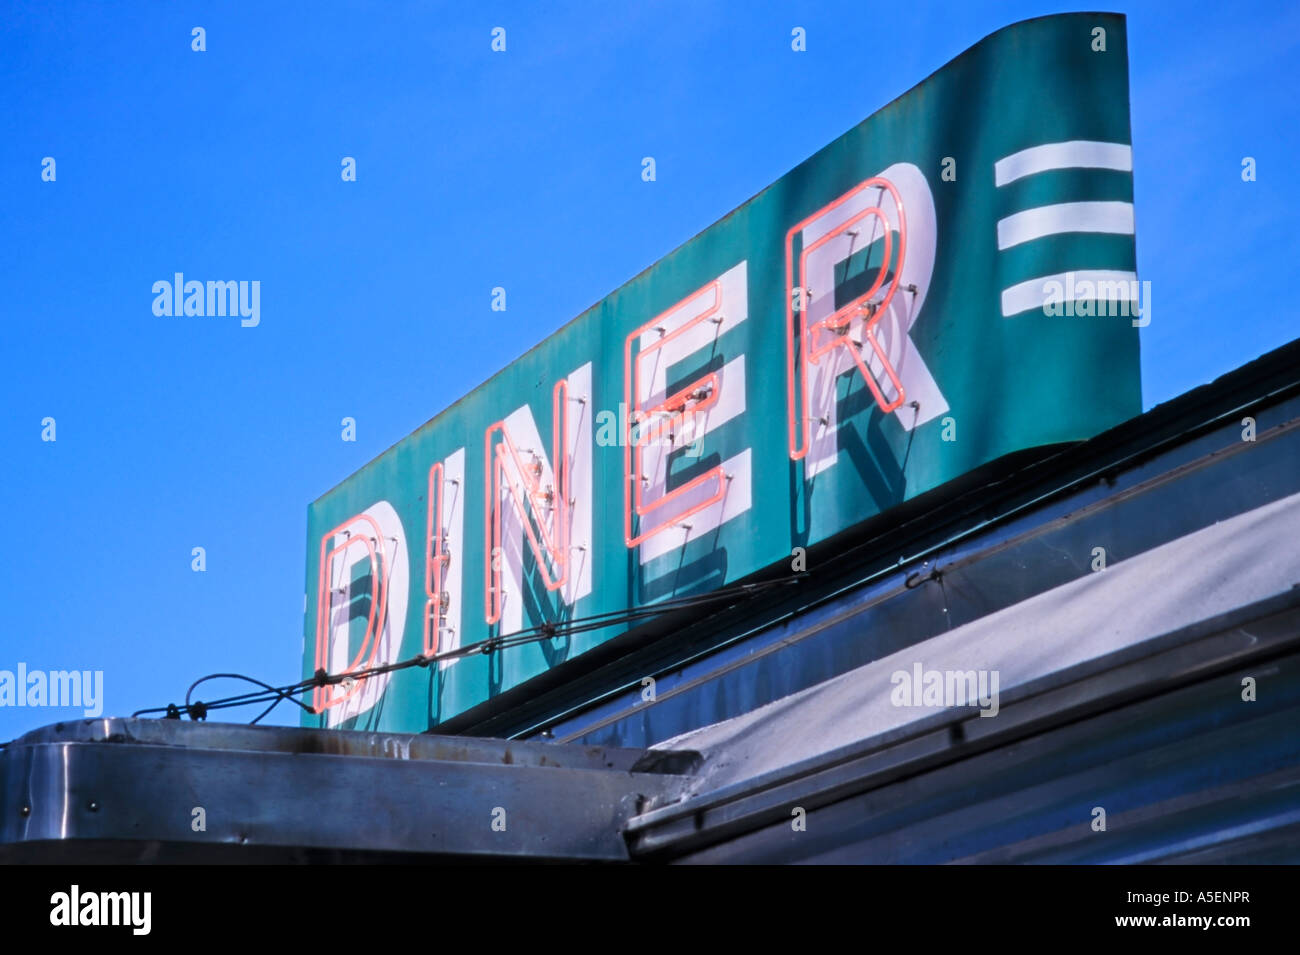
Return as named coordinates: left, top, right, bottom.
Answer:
left=185, top=673, right=316, bottom=717
left=182, top=672, right=317, bottom=724
left=130, top=571, right=807, bottom=724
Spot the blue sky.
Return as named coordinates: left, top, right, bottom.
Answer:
left=2, top=0, right=1297, bottom=739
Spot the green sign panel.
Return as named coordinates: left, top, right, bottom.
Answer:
left=303, top=12, right=1141, bottom=732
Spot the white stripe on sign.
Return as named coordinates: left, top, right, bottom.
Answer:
left=996, top=201, right=1134, bottom=251
left=994, top=140, right=1132, bottom=187
left=1001, top=269, right=1139, bottom=317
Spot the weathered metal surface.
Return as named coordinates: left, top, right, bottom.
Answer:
left=0, top=720, right=691, bottom=862
left=10, top=718, right=650, bottom=772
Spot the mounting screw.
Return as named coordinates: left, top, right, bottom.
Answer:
left=87, top=800, right=99, bottom=813
left=19, top=804, right=30, bottom=817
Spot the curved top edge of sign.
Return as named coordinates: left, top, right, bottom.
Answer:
left=313, top=10, right=1128, bottom=504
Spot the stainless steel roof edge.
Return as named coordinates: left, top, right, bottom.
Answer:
left=0, top=731, right=694, bottom=861
left=3, top=718, right=664, bottom=775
